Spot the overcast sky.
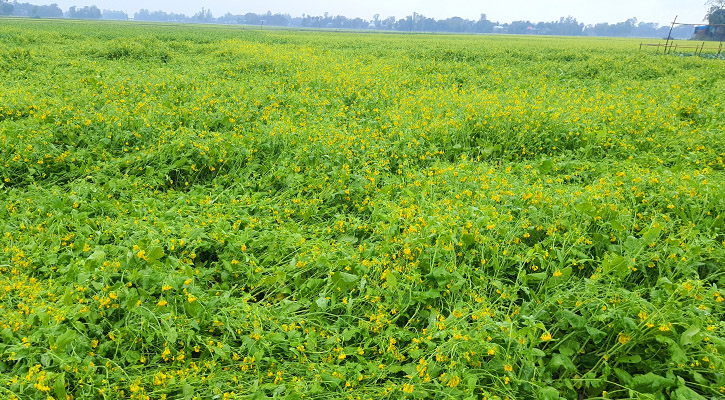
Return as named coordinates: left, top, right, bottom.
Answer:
left=44, top=0, right=709, bottom=25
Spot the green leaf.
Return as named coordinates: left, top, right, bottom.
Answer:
left=691, top=372, right=708, bottom=385
left=415, top=290, right=440, bottom=300
left=585, top=326, right=606, bottom=344
left=624, top=236, right=640, bottom=251
left=537, top=386, right=560, bottom=400
left=617, top=355, right=641, bottom=364
left=385, top=271, right=398, bottom=289
left=339, top=235, right=357, bottom=243
left=613, top=368, right=632, bottom=385
left=602, top=254, right=629, bottom=278
left=167, top=328, right=178, bottom=344
left=145, top=246, right=165, bottom=263
left=125, top=288, right=139, bottom=309
left=461, top=233, right=475, bottom=247
left=655, top=335, right=687, bottom=363
left=631, top=372, right=676, bottom=393
left=171, top=158, right=188, bottom=169
left=562, top=310, right=585, bottom=329
left=125, top=350, right=141, bottom=364
left=342, top=328, right=357, bottom=341
left=54, top=373, right=66, bottom=400
left=336, top=271, right=359, bottom=284
left=530, top=348, right=546, bottom=358
left=575, top=200, right=594, bottom=213
left=558, top=343, right=575, bottom=357
left=62, top=289, right=74, bottom=307
left=622, top=317, right=637, bottom=331
left=41, top=353, right=51, bottom=366
left=183, top=383, right=194, bottom=400
left=272, top=384, right=286, bottom=397
left=548, top=266, right=572, bottom=286
left=54, top=329, right=77, bottom=352
left=538, top=158, right=554, bottom=174
left=315, top=297, right=328, bottom=310
left=550, top=354, right=576, bottom=372
left=387, top=365, right=402, bottom=373
left=610, top=220, right=625, bottom=232
left=671, top=385, right=706, bottom=400
left=680, top=324, right=701, bottom=347
left=669, top=342, right=688, bottom=364
left=708, top=335, right=725, bottom=352
left=642, top=225, right=663, bottom=243
left=527, top=272, right=547, bottom=281
left=466, top=376, right=478, bottom=391
left=261, top=271, right=285, bottom=285
left=87, top=250, right=106, bottom=261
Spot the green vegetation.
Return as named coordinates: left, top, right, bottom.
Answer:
left=1, top=19, right=724, bottom=400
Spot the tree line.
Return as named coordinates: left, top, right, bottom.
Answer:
left=0, top=0, right=715, bottom=39
left=702, top=0, right=725, bottom=40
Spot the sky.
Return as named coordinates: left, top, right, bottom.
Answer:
left=42, top=0, right=709, bottom=25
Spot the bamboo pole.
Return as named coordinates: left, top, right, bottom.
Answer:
left=665, top=15, right=677, bottom=54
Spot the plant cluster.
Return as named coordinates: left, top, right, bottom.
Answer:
left=1, top=20, right=724, bottom=400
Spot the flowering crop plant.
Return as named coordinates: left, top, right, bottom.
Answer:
left=1, top=19, right=724, bottom=400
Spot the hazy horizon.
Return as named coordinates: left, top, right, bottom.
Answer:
left=30, top=0, right=709, bottom=26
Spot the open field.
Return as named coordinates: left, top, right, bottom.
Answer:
left=1, top=19, right=724, bottom=399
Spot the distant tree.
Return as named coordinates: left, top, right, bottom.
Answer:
left=68, top=5, right=101, bottom=19
left=396, top=16, right=413, bottom=31
left=634, top=21, right=660, bottom=37
left=29, top=3, right=62, bottom=18
left=582, top=18, right=690, bottom=38
left=669, top=25, right=695, bottom=39
left=266, top=12, right=290, bottom=26
left=134, top=9, right=187, bottom=22
left=102, top=9, right=127, bottom=20
left=508, top=20, right=534, bottom=34
left=559, top=16, right=583, bottom=35
left=706, top=0, right=725, bottom=20
left=585, top=17, right=638, bottom=37
left=216, top=12, right=238, bottom=24
left=475, top=14, right=495, bottom=33
left=711, top=8, right=725, bottom=24
left=220, top=11, right=289, bottom=26
left=381, top=16, right=395, bottom=30
left=134, top=9, right=148, bottom=20
left=708, top=6, right=725, bottom=25
left=419, top=17, right=436, bottom=32
left=0, top=1, right=13, bottom=15
left=707, top=6, right=725, bottom=40
left=194, top=7, right=213, bottom=23
left=535, top=16, right=583, bottom=35
left=240, top=12, right=258, bottom=25
left=40, top=6, right=679, bottom=38
left=439, top=16, right=467, bottom=32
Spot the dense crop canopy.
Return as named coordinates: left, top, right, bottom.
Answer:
left=1, top=19, right=724, bottom=400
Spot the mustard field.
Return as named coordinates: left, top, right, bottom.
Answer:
left=1, top=19, right=724, bottom=400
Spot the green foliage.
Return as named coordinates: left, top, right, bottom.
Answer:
left=0, top=19, right=724, bottom=400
